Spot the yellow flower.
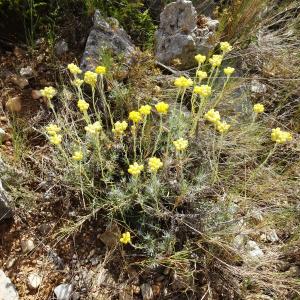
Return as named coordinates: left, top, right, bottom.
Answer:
left=129, top=111, right=142, bottom=123
left=204, top=109, right=221, bottom=124
left=173, top=138, right=188, bottom=151
left=174, top=76, right=193, bottom=89
left=139, top=105, right=152, bottom=116
left=216, top=120, right=230, bottom=134
left=49, top=134, right=62, bottom=145
left=253, top=103, right=265, bottom=114
left=72, top=78, right=84, bottom=87
left=195, top=54, right=206, bottom=64
left=67, top=63, right=82, bottom=75
left=85, top=121, right=102, bottom=134
left=193, top=85, right=212, bottom=97
left=128, top=162, right=144, bottom=176
left=155, top=102, right=169, bottom=114
left=224, top=67, right=235, bottom=76
left=77, top=99, right=89, bottom=112
left=120, top=232, right=131, bottom=244
left=72, top=150, right=83, bottom=161
left=148, top=157, right=163, bottom=173
left=196, top=70, right=208, bottom=80
left=271, top=128, right=292, bottom=144
left=209, top=55, right=223, bottom=68
left=84, top=71, right=97, bottom=87
left=112, top=121, right=128, bottom=136
left=46, top=124, right=61, bottom=136
left=95, top=66, right=107, bottom=75
left=40, top=86, right=57, bottom=100
left=220, top=41, right=233, bottom=53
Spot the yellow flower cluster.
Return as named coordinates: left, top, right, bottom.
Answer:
left=148, top=157, right=163, bottom=173
left=196, top=70, right=208, bottom=80
left=155, top=102, right=169, bottom=114
left=139, top=105, right=152, bottom=116
left=204, top=109, right=221, bottom=124
left=271, top=128, right=292, bottom=144
left=40, top=86, right=57, bottom=100
left=72, top=150, right=83, bottom=161
left=85, top=121, right=102, bottom=134
left=49, top=134, right=62, bottom=145
left=193, top=85, right=212, bottom=98
left=216, top=120, right=230, bottom=134
left=174, top=76, right=193, bottom=89
left=253, top=103, right=265, bottom=114
left=67, top=63, right=82, bottom=75
left=128, top=162, right=144, bottom=176
left=195, top=54, right=206, bottom=64
left=224, top=67, right=235, bottom=76
left=120, top=232, right=131, bottom=244
left=46, top=124, right=61, bottom=136
left=220, top=42, right=233, bottom=53
left=77, top=99, right=89, bottom=112
left=173, top=138, right=188, bottom=151
left=129, top=111, right=142, bottom=123
left=84, top=71, right=97, bottom=87
left=72, top=78, right=84, bottom=87
left=112, top=121, right=128, bottom=136
left=209, top=55, right=223, bottom=68
left=95, top=66, right=107, bottom=75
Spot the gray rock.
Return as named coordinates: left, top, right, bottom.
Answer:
left=0, top=179, right=13, bottom=221
left=155, top=0, right=219, bottom=69
left=251, top=79, right=267, bottom=94
left=141, top=283, right=154, bottom=300
left=55, top=40, right=69, bottom=57
left=81, top=10, right=135, bottom=73
left=54, top=284, right=73, bottom=300
left=20, top=239, right=35, bottom=253
left=19, top=66, right=33, bottom=78
left=0, top=269, right=19, bottom=300
left=27, top=273, right=42, bottom=290
left=245, top=240, right=264, bottom=258
left=260, top=229, right=279, bottom=243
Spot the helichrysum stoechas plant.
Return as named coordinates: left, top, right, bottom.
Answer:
left=77, top=99, right=89, bottom=112
left=174, top=76, right=193, bottom=89
left=204, top=109, right=221, bottom=124
left=128, top=162, right=144, bottom=176
left=46, top=124, right=61, bottom=136
left=95, top=66, right=107, bottom=75
left=224, top=67, right=235, bottom=77
left=84, top=71, right=98, bottom=88
left=193, top=85, right=212, bottom=98
left=72, top=150, right=83, bottom=161
left=120, top=232, right=131, bottom=244
left=209, top=55, right=223, bottom=68
left=220, top=42, right=233, bottom=54
left=129, top=111, right=142, bottom=123
left=271, top=128, right=292, bottom=144
left=155, top=102, right=169, bottom=115
left=85, top=121, right=102, bottom=135
left=253, top=103, right=265, bottom=114
left=196, top=70, right=208, bottom=81
left=139, top=105, right=152, bottom=116
left=40, top=86, right=57, bottom=101
left=173, top=138, right=188, bottom=152
left=49, top=134, right=62, bottom=145
left=67, top=63, right=82, bottom=75
left=72, top=79, right=84, bottom=88
left=195, top=54, right=206, bottom=65
left=112, top=121, right=128, bottom=137
left=148, top=157, right=163, bottom=173
left=216, top=120, right=230, bottom=134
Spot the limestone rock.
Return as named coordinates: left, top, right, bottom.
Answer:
left=54, top=283, right=73, bottom=300
left=20, top=238, right=35, bottom=253
left=81, top=10, right=135, bottom=73
left=0, top=269, right=19, bottom=300
left=20, top=66, right=34, bottom=78
left=0, top=179, right=13, bottom=220
left=27, top=273, right=42, bottom=290
left=155, top=0, right=219, bottom=69
left=245, top=240, right=264, bottom=258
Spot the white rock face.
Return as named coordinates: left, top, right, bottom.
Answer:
left=27, top=273, right=42, bottom=290
left=0, top=270, right=19, bottom=300
left=54, top=284, right=73, bottom=300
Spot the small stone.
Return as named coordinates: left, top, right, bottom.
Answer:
left=54, top=284, right=73, bottom=300
left=55, top=40, right=69, bottom=56
left=250, top=210, right=264, bottom=223
left=288, top=266, right=300, bottom=277
left=31, top=90, right=42, bottom=100
left=0, top=269, right=19, bottom=300
left=232, top=234, right=247, bottom=250
left=90, top=257, right=100, bottom=266
left=251, top=79, right=267, bottom=94
left=141, top=283, right=153, bottom=300
left=245, top=240, right=264, bottom=258
left=20, top=239, right=35, bottom=253
left=5, top=257, right=17, bottom=269
left=9, top=75, right=29, bottom=89
left=132, top=285, right=140, bottom=294
left=13, top=47, right=24, bottom=59
left=20, top=66, right=34, bottom=78
left=6, top=97, right=22, bottom=113
left=27, top=273, right=42, bottom=290
left=88, top=249, right=96, bottom=258
left=265, top=229, right=279, bottom=243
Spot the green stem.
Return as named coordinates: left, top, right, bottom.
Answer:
left=152, top=115, right=163, bottom=156
left=139, top=116, right=147, bottom=159
left=179, top=88, right=186, bottom=114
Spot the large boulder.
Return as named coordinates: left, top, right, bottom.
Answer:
left=155, top=0, right=219, bottom=69
left=81, top=10, right=136, bottom=73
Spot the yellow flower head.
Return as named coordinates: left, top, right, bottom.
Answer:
left=220, top=41, right=233, bottom=53
left=77, top=99, right=89, bottom=112
left=128, top=162, right=144, bottom=176
left=112, top=121, right=128, bottom=136
left=120, top=232, right=131, bottom=244
left=148, top=157, right=163, bottom=173
left=84, top=71, right=98, bottom=87
left=139, top=105, right=152, bottom=116
left=85, top=121, right=102, bottom=134
left=129, top=111, right=142, bottom=123
left=95, top=66, right=107, bottom=75
left=224, top=67, right=235, bottom=76
left=72, top=78, right=84, bottom=87
left=173, top=138, right=188, bottom=151
left=72, top=150, right=83, bottom=161
left=271, top=128, right=292, bottom=144
left=174, top=76, right=193, bottom=89
left=195, top=54, right=206, bottom=64
left=209, top=55, right=223, bottom=68
left=216, top=120, right=230, bottom=134
left=253, top=103, right=265, bottom=114
left=204, top=109, right=221, bottom=124
left=67, top=63, right=82, bottom=75
left=196, top=70, right=208, bottom=80
left=155, top=102, right=169, bottom=114
left=46, top=124, right=61, bottom=136
left=40, top=86, right=57, bottom=100
left=193, top=85, right=212, bottom=98
left=49, top=134, right=62, bottom=145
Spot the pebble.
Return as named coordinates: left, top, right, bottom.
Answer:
left=9, top=75, right=29, bottom=89
left=5, top=257, right=16, bottom=269
left=54, top=283, right=73, bottom=300
left=141, top=283, right=153, bottom=300
left=20, top=66, right=34, bottom=77
left=245, top=240, right=264, bottom=258
left=6, top=96, right=22, bottom=113
left=20, top=239, right=35, bottom=253
left=55, top=39, right=69, bottom=56
left=27, top=273, right=42, bottom=290
left=31, top=90, right=42, bottom=100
